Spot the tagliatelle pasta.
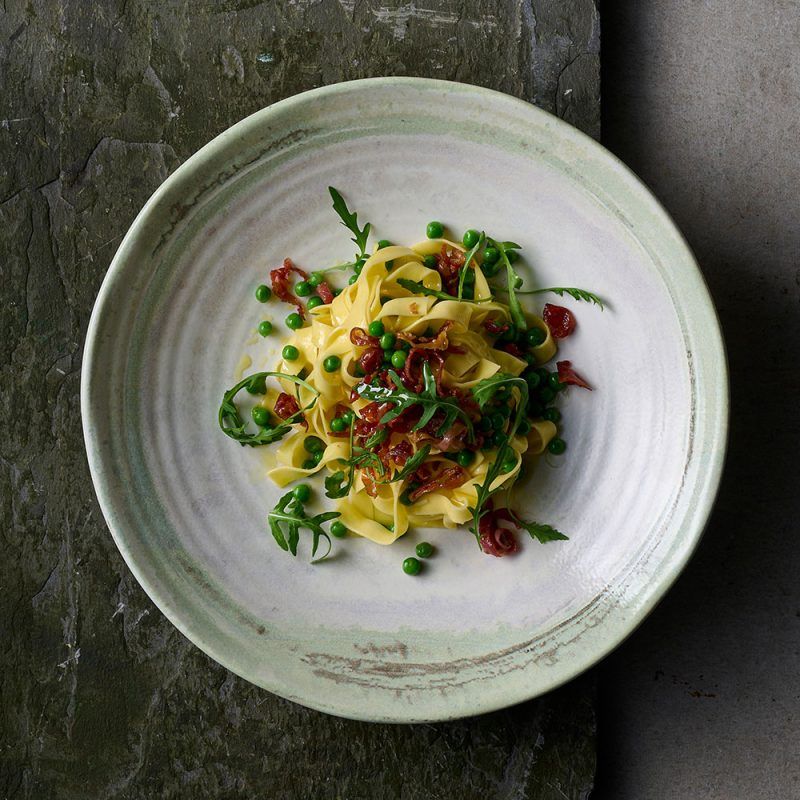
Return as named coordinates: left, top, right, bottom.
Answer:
left=219, top=188, right=602, bottom=565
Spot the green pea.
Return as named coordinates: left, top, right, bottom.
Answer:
left=353, top=261, right=363, bottom=275
left=386, top=260, right=394, bottom=271
left=386, top=523, right=395, bottom=532
left=455, top=450, right=474, bottom=467
left=426, top=221, right=444, bottom=239
left=535, top=367, right=550, bottom=384
left=285, top=312, right=303, bottom=330
left=481, top=261, right=500, bottom=278
left=499, top=454, right=518, bottom=473
left=517, top=419, right=531, bottom=435
left=255, top=284, right=271, bottom=302
left=303, top=436, right=324, bottom=453
left=293, top=483, right=311, bottom=502
left=548, top=373, right=564, bottom=391
left=506, top=249, right=519, bottom=264
left=330, top=521, right=347, bottom=538
left=490, top=412, right=505, bottom=430
left=483, top=246, right=499, bottom=265
left=282, top=344, right=299, bottom=361
left=548, top=437, right=566, bottom=455
left=382, top=351, right=392, bottom=364
left=391, top=350, right=407, bottom=369
left=251, top=406, right=271, bottom=427
left=463, top=268, right=475, bottom=285
left=312, top=450, right=324, bottom=464
left=307, top=295, right=324, bottom=310
left=348, top=275, right=358, bottom=285
left=294, top=280, right=311, bottom=297
left=367, top=320, right=385, bottom=337
left=423, top=254, right=438, bottom=269
left=415, top=541, right=434, bottom=558
left=543, top=407, right=561, bottom=423
left=341, top=409, right=355, bottom=424
left=301, top=458, right=316, bottom=470
left=323, top=355, right=341, bottom=372
left=245, top=375, right=267, bottom=395
left=402, top=557, right=422, bottom=576
left=399, top=490, right=414, bottom=506
left=401, top=341, right=412, bottom=352
left=462, top=229, right=480, bottom=248
left=500, top=324, right=517, bottom=343
left=380, top=332, right=396, bottom=350
left=539, top=387, right=555, bottom=404
left=330, top=417, right=346, bottom=433
left=258, top=320, right=273, bottom=337
left=526, top=327, right=546, bottom=347
left=308, top=271, right=324, bottom=287
left=377, top=239, right=391, bottom=249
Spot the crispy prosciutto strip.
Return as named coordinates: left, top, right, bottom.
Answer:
left=435, top=246, right=465, bottom=295
left=316, top=281, right=334, bottom=304
left=556, top=360, right=592, bottom=390
left=397, top=321, right=455, bottom=351
left=543, top=303, right=576, bottom=338
left=274, top=392, right=300, bottom=420
left=270, top=259, right=309, bottom=317
left=483, top=318, right=510, bottom=337
left=408, top=464, right=468, bottom=501
left=478, top=504, right=520, bottom=557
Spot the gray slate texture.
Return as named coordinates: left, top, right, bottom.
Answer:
left=0, top=1, right=599, bottom=798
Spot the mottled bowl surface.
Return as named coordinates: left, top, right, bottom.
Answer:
left=82, top=78, right=727, bottom=722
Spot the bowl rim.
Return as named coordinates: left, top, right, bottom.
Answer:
left=81, top=76, right=729, bottom=722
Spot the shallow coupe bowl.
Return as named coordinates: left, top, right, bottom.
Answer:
left=82, top=78, right=728, bottom=722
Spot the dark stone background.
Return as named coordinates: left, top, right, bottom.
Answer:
left=0, top=2, right=599, bottom=798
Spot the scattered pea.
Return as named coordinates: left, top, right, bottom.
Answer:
left=282, top=344, right=299, bottom=361
left=307, top=295, right=324, bottom=310
left=548, top=373, right=564, bottom=391
left=483, top=246, right=499, bottom=265
left=323, top=355, right=341, bottom=372
left=330, top=521, right=347, bottom=538
left=548, top=437, right=567, bottom=455
left=330, top=417, right=346, bottom=433
left=341, top=409, right=354, bottom=424
left=482, top=261, right=500, bottom=278
left=245, top=375, right=267, bottom=395
left=462, top=229, right=480, bottom=248
left=308, top=271, right=324, bottom=287
left=506, top=249, right=519, bottom=264
left=293, top=483, right=311, bottom=503
left=423, top=254, right=438, bottom=269
left=295, top=280, right=312, bottom=297
left=301, top=458, right=316, bottom=470
left=367, top=320, right=385, bottom=337
left=539, top=387, right=555, bottom=404
left=391, top=350, right=407, bottom=369
left=415, top=541, right=434, bottom=559
left=304, top=436, right=325, bottom=453
left=258, top=320, right=273, bottom=337
left=526, top=327, right=547, bottom=347
left=377, top=239, right=391, bottom=250
left=426, top=221, right=444, bottom=238
left=455, top=450, right=474, bottom=467
left=255, top=284, right=271, bottom=302
left=252, top=406, right=271, bottom=427
left=312, top=450, right=324, bottom=465
left=517, top=418, right=532, bottom=435
left=543, top=407, right=561, bottom=423
left=499, top=454, right=518, bottom=473
left=380, top=332, right=396, bottom=350
left=285, top=312, right=303, bottom=330
left=403, top=557, right=422, bottom=576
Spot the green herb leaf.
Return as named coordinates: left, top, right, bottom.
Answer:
left=357, top=363, right=475, bottom=441
left=389, top=444, right=432, bottom=483
left=496, top=241, right=528, bottom=331
left=397, top=278, right=472, bottom=303
left=467, top=374, right=529, bottom=542
left=324, top=419, right=384, bottom=499
left=218, top=372, right=319, bottom=447
left=514, top=517, right=569, bottom=543
left=494, top=285, right=605, bottom=310
left=457, top=231, right=485, bottom=299
left=329, top=186, right=371, bottom=259
left=267, top=491, right=341, bottom=562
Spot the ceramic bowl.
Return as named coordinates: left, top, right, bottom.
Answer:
left=82, top=78, right=728, bottom=722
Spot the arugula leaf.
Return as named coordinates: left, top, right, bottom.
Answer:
left=494, top=285, right=605, bottom=310
left=514, top=517, right=568, bottom=543
left=267, top=491, right=341, bottom=562
left=496, top=241, right=528, bottom=331
left=389, top=444, right=432, bottom=483
left=218, top=372, right=319, bottom=447
left=467, top=373, right=529, bottom=541
left=457, top=231, right=485, bottom=299
left=329, top=186, right=371, bottom=259
left=357, top=363, right=475, bottom=441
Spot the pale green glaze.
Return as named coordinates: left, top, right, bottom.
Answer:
left=82, top=78, right=728, bottom=722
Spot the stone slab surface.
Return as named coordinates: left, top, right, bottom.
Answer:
left=0, top=1, right=599, bottom=797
